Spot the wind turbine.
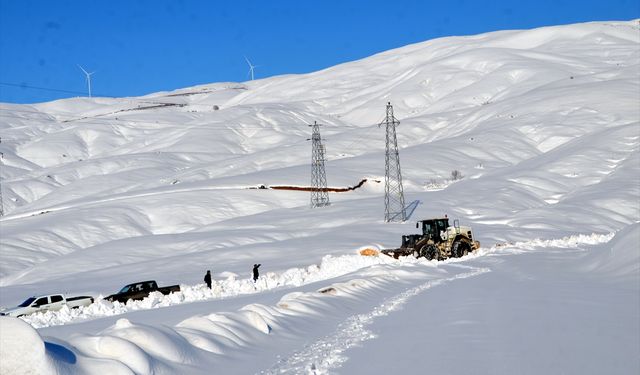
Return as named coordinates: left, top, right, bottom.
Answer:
left=77, top=64, right=95, bottom=97
left=244, top=56, right=257, bottom=81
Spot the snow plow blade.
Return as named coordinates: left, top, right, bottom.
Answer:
left=358, top=247, right=409, bottom=258
left=379, top=248, right=409, bottom=259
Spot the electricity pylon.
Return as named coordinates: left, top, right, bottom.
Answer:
left=379, top=102, right=406, bottom=222
left=310, top=121, right=330, bottom=208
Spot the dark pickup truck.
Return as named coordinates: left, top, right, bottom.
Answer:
left=105, top=280, right=180, bottom=303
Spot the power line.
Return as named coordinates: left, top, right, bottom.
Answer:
left=0, top=106, right=332, bottom=129
left=0, top=105, right=390, bottom=130
left=0, top=132, right=311, bottom=163
left=0, top=112, right=292, bottom=131
left=0, top=100, right=393, bottom=132
left=0, top=109, right=386, bottom=161
left=0, top=81, right=113, bottom=97
left=0, top=103, right=397, bottom=158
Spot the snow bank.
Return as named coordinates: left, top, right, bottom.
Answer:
left=71, top=334, right=154, bottom=374
left=473, top=231, right=615, bottom=257
left=103, top=319, right=199, bottom=364
left=0, top=317, right=54, bottom=375
left=50, top=262, right=427, bottom=374
left=21, top=251, right=406, bottom=328
left=580, top=223, right=640, bottom=281
left=19, top=232, right=615, bottom=329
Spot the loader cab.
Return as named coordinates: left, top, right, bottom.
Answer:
left=417, top=218, right=450, bottom=243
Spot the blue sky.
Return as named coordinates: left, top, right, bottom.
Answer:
left=0, top=0, right=637, bottom=104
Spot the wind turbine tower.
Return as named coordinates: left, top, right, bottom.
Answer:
left=244, top=57, right=257, bottom=81
left=78, top=65, right=95, bottom=97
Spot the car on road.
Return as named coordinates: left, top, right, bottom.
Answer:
left=0, top=294, right=94, bottom=317
left=105, top=280, right=181, bottom=303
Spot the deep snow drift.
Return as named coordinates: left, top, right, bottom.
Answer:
left=0, top=20, right=638, bottom=374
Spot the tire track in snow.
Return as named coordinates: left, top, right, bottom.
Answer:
left=260, top=266, right=490, bottom=375
left=259, top=232, right=614, bottom=374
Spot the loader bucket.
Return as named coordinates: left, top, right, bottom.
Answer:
left=359, top=248, right=380, bottom=256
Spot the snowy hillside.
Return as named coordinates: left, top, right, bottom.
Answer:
left=0, top=20, right=638, bottom=374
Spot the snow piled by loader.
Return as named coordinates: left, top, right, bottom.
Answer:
left=18, top=231, right=614, bottom=329
left=21, top=251, right=402, bottom=328
left=0, top=19, right=639, bottom=375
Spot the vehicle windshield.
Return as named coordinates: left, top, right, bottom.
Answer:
left=118, top=285, right=132, bottom=294
left=422, top=222, right=435, bottom=237
left=19, top=297, right=36, bottom=307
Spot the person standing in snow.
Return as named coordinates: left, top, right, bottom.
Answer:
left=252, top=264, right=261, bottom=282
left=204, top=270, right=212, bottom=289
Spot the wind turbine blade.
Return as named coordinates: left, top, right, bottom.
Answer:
left=77, top=64, right=89, bottom=75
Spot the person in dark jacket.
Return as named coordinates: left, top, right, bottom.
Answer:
left=252, top=264, right=261, bottom=282
left=204, top=270, right=212, bottom=289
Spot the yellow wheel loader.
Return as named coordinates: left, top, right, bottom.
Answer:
left=380, top=217, right=480, bottom=260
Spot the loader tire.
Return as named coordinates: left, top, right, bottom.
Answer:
left=422, top=244, right=439, bottom=261
left=452, top=239, right=471, bottom=258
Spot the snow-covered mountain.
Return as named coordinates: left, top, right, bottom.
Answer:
left=0, top=20, right=638, bottom=375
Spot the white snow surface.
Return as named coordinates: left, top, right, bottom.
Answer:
left=0, top=20, right=638, bottom=374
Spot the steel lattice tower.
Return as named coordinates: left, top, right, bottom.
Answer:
left=380, top=102, right=406, bottom=222
left=310, top=121, right=330, bottom=208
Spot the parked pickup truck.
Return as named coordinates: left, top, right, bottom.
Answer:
left=105, top=280, right=180, bottom=303
left=0, top=294, right=94, bottom=317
